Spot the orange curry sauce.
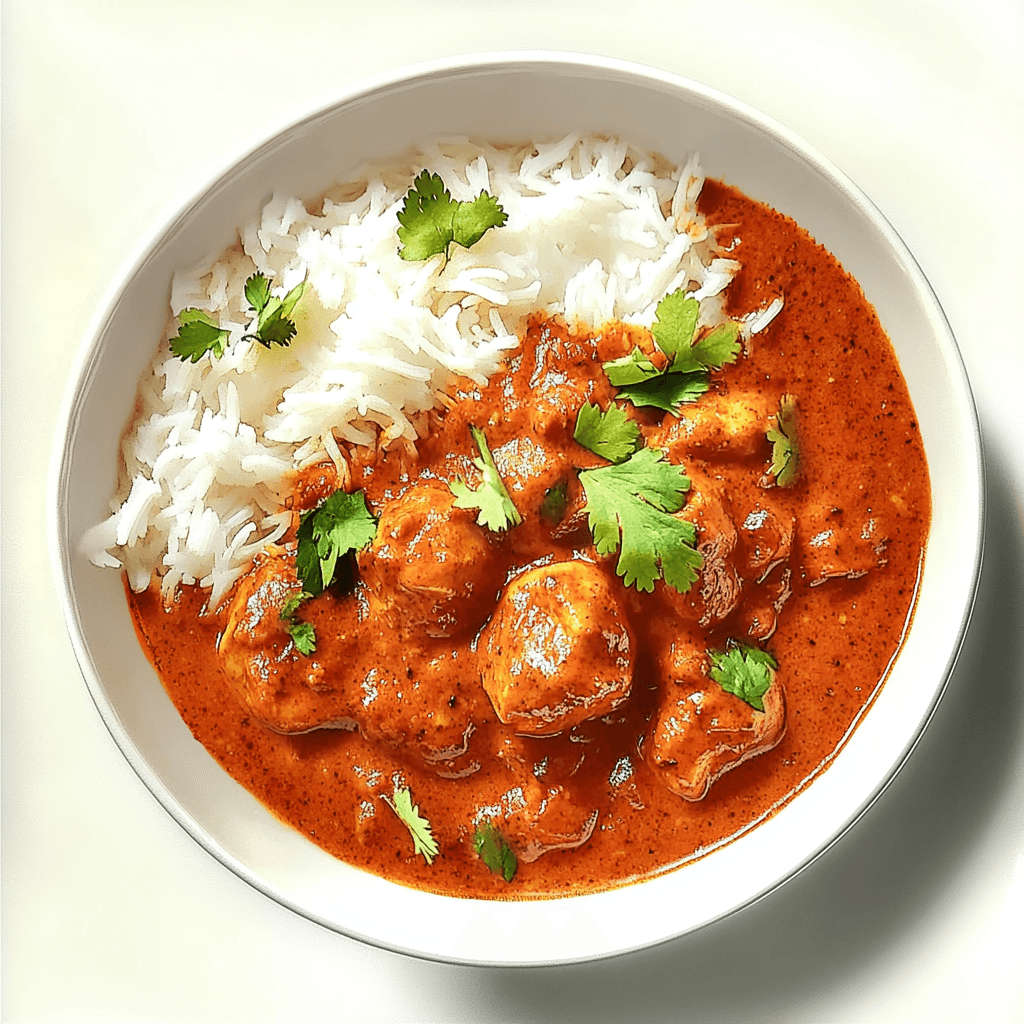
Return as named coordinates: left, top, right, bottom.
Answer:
left=128, top=181, right=930, bottom=898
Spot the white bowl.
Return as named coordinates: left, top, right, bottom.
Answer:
left=49, top=52, right=983, bottom=966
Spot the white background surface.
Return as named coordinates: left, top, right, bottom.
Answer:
left=3, top=1, right=1023, bottom=1021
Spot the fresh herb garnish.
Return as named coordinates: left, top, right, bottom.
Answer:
left=279, top=591, right=316, bottom=656
left=653, top=294, right=741, bottom=372
left=448, top=425, right=522, bottom=532
left=473, top=823, right=517, bottom=882
left=169, top=272, right=305, bottom=362
left=603, top=290, right=741, bottom=413
left=603, top=364, right=711, bottom=412
left=397, top=170, right=508, bottom=264
left=708, top=644, right=778, bottom=712
left=539, top=481, right=569, bottom=525
left=649, top=288, right=700, bottom=360
left=573, top=402, right=642, bottom=464
left=242, top=272, right=305, bottom=349
left=578, top=447, right=702, bottom=593
left=169, top=309, right=231, bottom=363
left=601, top=347, right=661, bottom=386
left=295, top=489, right=378, bottom=596
left=384, top=787, right=439, bottom=865
left=766, top=393, right=800, bottom=487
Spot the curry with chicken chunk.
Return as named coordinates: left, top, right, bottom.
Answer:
left=128, top=180, right=930, bottom=898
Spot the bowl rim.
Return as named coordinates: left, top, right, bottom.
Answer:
left=48, top=50, right=985, bottom=966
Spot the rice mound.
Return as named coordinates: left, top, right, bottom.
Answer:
left=81, top=134, right=759, bottom=606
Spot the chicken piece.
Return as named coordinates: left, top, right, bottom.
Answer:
left=659, top=473, right=794, bottom=634
left=801, top=506, right=889, bottom=585
left=732, top=492, right=796, bottom=639
left=504, top=782, right=600, bottom=863
left=735, top=494, right=795, bottom=583
left=656, top=473, right=794, bottom=634
left=735, top=567, right=793, bottom=641
left=357, top=480, right=508, bottom=639
left=218, top=551, right=484, bottom=771
left=517, top=320, right=593, bottom=441
left=486, top=730, right=599, bottom=863
left=651, top=391, right=772, bottom=461
left=479, top=561, right=636, bottom=735
left=643, top=627, right=786, bottom=800
left=674, top=473, right=744, bottom=625
left=217, top=550, right=361, bottom=735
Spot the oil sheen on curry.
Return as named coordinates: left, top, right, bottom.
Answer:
left=129, top=181, right=930, bottom=898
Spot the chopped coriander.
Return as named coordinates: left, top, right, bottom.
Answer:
left=286, top=620, right=316, bottom=656
left=169, top=271, right=306, bottom=363
left=573, top=402, right=642, bottom=464
left=578, top=447, right=702, bottom=593
left=243, top=272, right=305, bottom=349
left=539, top=480, right=569, bottom=525
left=169, top=309, right=230, bottom=363
left=243, top=272, right=272, bottom=312
left=607, top=370, right=710, bottom=413
left=602, top=348, right=663, bottom=387
left=384, top=787, right=439, bottom=865
left=279, top=592, right=306, bottom=620
left=767, top=394, right=800, bottom=487
left=295, top=489, right=378, bottom=596
left=709, top=644, right=778, bottom=712
left=397, top=170, right=508, bottom=263
left=650, top=289, right=701, bottom=363
left=448, top=425, right=522, bottom=532
left=279, top=591, right=316, bottom=656
left=473, top=823, right=517, bottom=882
left=688, top=321, right=744, bottom=371
left=651, top=292, right=741, bottom=371
left=603, top=290, right=741, bottom=413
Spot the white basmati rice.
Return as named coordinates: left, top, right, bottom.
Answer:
left=80, top=135, right=781, bottom=606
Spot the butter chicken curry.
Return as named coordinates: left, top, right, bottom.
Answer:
left=128, top=180, right=930, bottom=897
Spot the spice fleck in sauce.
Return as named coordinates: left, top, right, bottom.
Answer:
left=128, top=181, right=930, bottom=898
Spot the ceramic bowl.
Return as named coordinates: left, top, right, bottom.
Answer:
left=49, top=52, right=983, bottom=966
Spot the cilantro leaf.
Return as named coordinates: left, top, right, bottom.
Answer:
left=652, top=295, right=741, bottom=373
left=396, top=171, right=452, bottom=261
left=473, top=823, right=517, bottom=882
left=397, top=170, right=507, bottom=263
left=573, top=402, right=642, bottom=464
left=448, top=425, right=522, bottom=532
left=650, top=290, right=701, bottom=362
left=602, top=348, right=662, bottom=387
left=539, top=481, right=569, bottom=525
left=578, top=447, right=702, bottom=593
left=255, top=309, right=298, bottom=348
left=169, top=309, right=230, bottom=363
left=243, top=273, right=272, bottom=312
left=452, top=191, right=508, bottom=250
left=279, top=593, right=306, bottom=619
left=602, top=289, right=741, bottom=413
left=279, top=591, right=316, bottom=656
left=689, top=321, right=742, bottom=371
left=243, top=273, right=305, bottom=350
left=384, top=787, right=439, bottom=864
left=613, top=370, right=710, bottom=413
left=767, top=393, right=800, bottom=487
left=708, top=645, right=778, bottom=712
left=295, top=489, right=378, bottom=596
left=286, top=619, right=317, bottom=656
left=170, top=273, right=306, bottom=363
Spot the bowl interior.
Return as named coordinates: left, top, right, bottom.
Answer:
left=51, top=54, right=982, bottom=965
